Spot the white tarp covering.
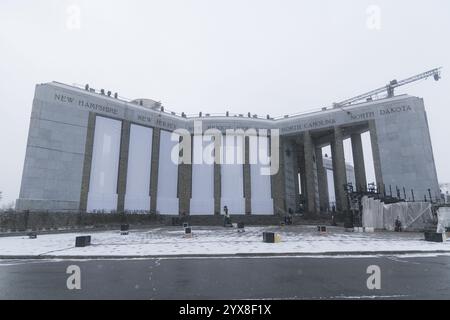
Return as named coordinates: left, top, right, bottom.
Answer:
left=156, top=130, right=179, bottom=214
left=361, top=197, right=384, bottom=229
left=190, top=135, right=215, bottom=215
left=437, top=207, right=450, bottom=233
left=250, top=136, right=273, bottom=214
left=124, top=124, right=153, bottom=212
left=87, top=116, right=122, bottom=212
left=221, top=135, right=245, bottom=214
left=362, top=196, right=434, bottom=231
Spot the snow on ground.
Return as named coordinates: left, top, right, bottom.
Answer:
left=0, top=226, right=448, bottom=257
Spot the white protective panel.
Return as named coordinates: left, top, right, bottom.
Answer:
left=190, top=135, right=215, bottom=215
left=221, top=134, right=245, bottom=214
left=87, top=116, right=122, bottom=213
left=250, top=136, right=274, bottom=214
left=124, top=124, right=153, bottom=212
left=157, top=130, right=179, bottom=214
left=362, top=196, right=434, bottom=231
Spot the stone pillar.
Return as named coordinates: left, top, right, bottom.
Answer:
left=294, top=147, right=301, bottom=213
left=331, top=126, right=348, bottom=212
left=117, top=120, right=131, bottom=213
left=149, top=128, right=161, bottom=214
left=214, top=164, right=221, bottom=215
left=271, top=137, right=286, bottom=215
left=79, top=112, right=96, bottom=213
left=294, top=141, right=307, bottom=211
left=315, top=146, right=329, bottom=212
left=297, top=145, right=305, bottom=202
left=312, top=151, right=320, bottom=212
left=283, top=139, right=298, bottom=214
left=351, top=133, right=367, bottom=192
left=243, top=136, right=252, bottom=214
left=303, top=131, right=317, bottom=215
left=178, top=134, right=192, bottom=215
left=368, top=120, right=384, bottom=195
left=214, top=135, right=222, bottom=215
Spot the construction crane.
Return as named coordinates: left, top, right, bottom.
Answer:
left=333, top=67, right=442, bottom=108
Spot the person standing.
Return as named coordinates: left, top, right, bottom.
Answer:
left=394, top=216, right=402, bottom=232
left=223, top=205, right=231, bottom=227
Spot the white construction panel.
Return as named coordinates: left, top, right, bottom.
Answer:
left=190, top=135, right=215, bottom=215
left=250, top=136, right=273, bottom=214
left=87, top=116, right=122, bottom=213
left=157, top=130, right=179, bottom=214
left=221, top=135, right=245, bottom=214
left=124, top=124, right=153, bottom=212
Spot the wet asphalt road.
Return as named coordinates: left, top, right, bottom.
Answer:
left=0, top=255, right=449, bottom=300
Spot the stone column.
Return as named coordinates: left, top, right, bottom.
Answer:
left=297, top=144, right=305, bottom=205
left=243, top=136, right=252, bottom=214
left=351, top=133, right=367, bottom=192
left=79, top=112, right=96, bottom=213
left=271, top=137, right=286, bottom=215
left=368, top=120, right=384, bottom=195
left=315, top=146, right=329, bottom=212
left=117, top=120, right=131, bottom=213
left=214, top=135, right=222, bottom=215
left=303, top=131, right=317, bottom=215
left=178, top=134, right=192, bottom=215
left=149, top=128, right=161, bottom=214
left=294, top=142, right=308, bottom=212
left=294, top=147, right=301, bottom=213
left=331, top=126, right=348, bottom=212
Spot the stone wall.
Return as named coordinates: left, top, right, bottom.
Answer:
left=0, top=211, right=164, bottom=232
left=0, top=211, right=329, bottom=233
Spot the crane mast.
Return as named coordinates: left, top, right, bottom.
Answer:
left=334, top=67, right=442, bottom=108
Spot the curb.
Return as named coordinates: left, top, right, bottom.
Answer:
left=1, top=250, right=450, bottom=260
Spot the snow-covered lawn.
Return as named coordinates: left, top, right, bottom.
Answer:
left=0, top=226, right=448, bottom=257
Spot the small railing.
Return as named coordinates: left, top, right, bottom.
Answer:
left=68, top=82, right=388, bottom=122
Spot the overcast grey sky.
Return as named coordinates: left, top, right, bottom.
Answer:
left=0, top=0, right=449, bottom=206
